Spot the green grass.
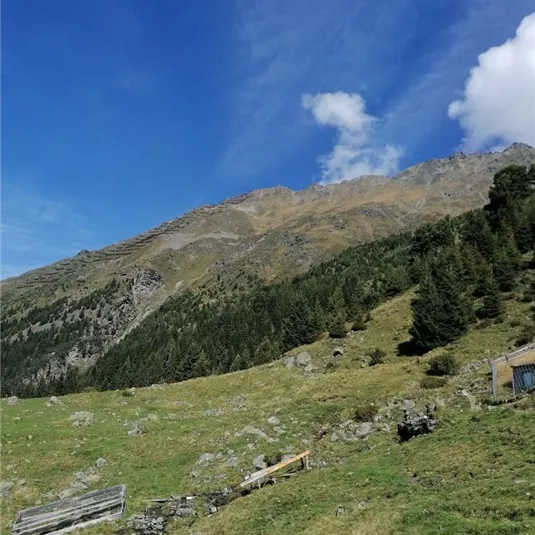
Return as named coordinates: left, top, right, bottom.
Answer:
left=2, top=291, right=535, bottom=535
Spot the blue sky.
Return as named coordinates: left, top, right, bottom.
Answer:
left=2, top=0, right=535, bottom=278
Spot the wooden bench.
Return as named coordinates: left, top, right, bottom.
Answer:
left=240, top=451, right=310, bottom=489
left=12, top=485, right=126, bottom=535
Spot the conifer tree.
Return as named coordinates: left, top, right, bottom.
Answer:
left=409, top=252, right=472, bottom=352
left=479, top=274, right=503, bottom=320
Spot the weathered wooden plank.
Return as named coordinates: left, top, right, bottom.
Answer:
left=14, top=496, right=123, bottom=531
left=12, top=485, right=126, bottom=535
left=240, top=451, right=310, bottom=488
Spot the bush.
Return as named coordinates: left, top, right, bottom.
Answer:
left=420, top=376, right=448, bottom=389
left=367, top=347, right=386, bottom=366
left=427, top=353, right=459, bottom=376
left=121, top=389, right=134, bottom=397
left=353, top=403, right=378, bottom=422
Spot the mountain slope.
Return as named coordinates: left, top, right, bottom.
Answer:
left=2, top=144, right=534, bottom=390
left=2, top=289, right=535, bottom=535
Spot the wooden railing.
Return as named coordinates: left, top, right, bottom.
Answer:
left=240, top=451, right=310, bottom=489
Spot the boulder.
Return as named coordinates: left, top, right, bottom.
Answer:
left=282, top=356, right=295, bottom=368
left=397, top=406, right=436, bottom=442
left=48, top=396, right=62, bottom=406
left=70, top=411, right=94, bottom=427
left=267, top=416, right=280, bottom=426
left=230, top=394, right=247, bottom=411
left=5, top=396, right=19, bottom=405
left=253, top=455, right=267, bottom=470
left=96, top=457, right=107, bottom=468
left=333, top=347, right=344, bottom=358
left=296, top=352, right=312, bottom=367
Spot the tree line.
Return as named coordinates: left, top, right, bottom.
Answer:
left=5, top=164, right=535, bottom=397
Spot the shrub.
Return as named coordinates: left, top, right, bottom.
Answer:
left=353, top=403, right=378, bottom=422
left=121, top=389, right=134, bottom=397
left=420, top=376, right=448, bottom=389
left=427, top=353, right=459, bottom=376
left=367, top=347, right=386, bottom=366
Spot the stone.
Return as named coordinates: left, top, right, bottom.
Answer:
left=402, top=399, right=416, bottom=412
left=48, top=396, right=62, bottom=406
left=333, top=347, right=344, bottom=357
left=281, top=454, right=295, bottom=462
left=128, top=423, right=143, bottom=437
left=336, top=505, right=345, bottom=516
left=303, top=363, right=316, bottom=375
left=58, top=488, right=75, bottom=500
left=150, top=383, right=164, bottom=389
left=96, top=457, right=107, bottom=468
left=0, top=481, right=14, bottom=497
left=204, top=408, right=222, bottom=417
left=230, top=394, right=247, bottom=411
left=397, top=406, right=436, bottom=442
left=282, top=356, right=295, bottom=368
left=239, top=425, right=268, bottom=440
left=253, top=455, right=267, bottom=470
left=267, top=416, right=280, bottom=426
left=198, top=453, right=216, bottom=466
left=296, top=352, right=312, bottom=367
left=5, top=396, right=19, bottom=405
left=357, top=501, right=368, bottom=510
left=70, top=411, right=94, bottom=427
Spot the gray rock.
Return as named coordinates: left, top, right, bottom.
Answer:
left=281, top=454, right=295, bottom=462
left=58, top=488, right=75, bottom=500
left=197, top=453, right=215, bottom=466
left=333, top=347, right=344, bottom=357
left=282, top=356, right=295, bottom=368
left=267, top=416, right=280, bottom=426
left=253, top=455, right=267, bottom=470
left=230, top=394, right=247, bottom=411
left=95, top=457, right=107, bottom=468
left=402, top=399, right=416, bottom=412
left=303, top=363, right=316, bottom=375
left=5, top=396, right=19, bottom=405
left=128, top=423, right=143, bottom=436
left=239, top=425, right=268, bottom=440
left=204, top=408, right=222, bottom=417
left=0, top=481, right=14, bottom=497
left=48, top=396, right=62, bottom=406
left=296, top=352, right=312, bottom=367
left=70, top=411, right=94, bottom=427
left=175, top=507, right=196, bottom=517
left=336, top=505, right=345, bottom=516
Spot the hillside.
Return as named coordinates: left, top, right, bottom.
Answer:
left=0, top=153, right=535, bottom=396
left=2, top=289, right=535, bottom=535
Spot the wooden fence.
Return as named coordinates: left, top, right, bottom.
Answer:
left=12, top=485, right=126, bottom=535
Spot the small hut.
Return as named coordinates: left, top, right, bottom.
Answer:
left=512, top=363, right=535, bottom=396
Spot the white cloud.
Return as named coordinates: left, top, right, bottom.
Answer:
left=448, top=12, right=535, bottom=151
left=302, top=91, right=403, bottom=184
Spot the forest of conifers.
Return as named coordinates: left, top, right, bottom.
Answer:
left=3, top=164, right=535, bottom=397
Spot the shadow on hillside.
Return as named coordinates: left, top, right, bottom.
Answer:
left=397, top=339, right=427, bottom=357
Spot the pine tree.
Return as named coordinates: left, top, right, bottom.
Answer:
left=479, top=275, right=503, bottom=320
left=409, top=253, right=472, bottom=352
left=494, top=227, right=521, bottom=291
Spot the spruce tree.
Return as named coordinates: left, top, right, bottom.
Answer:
left=479, top=275, right=503, bottom=320
left=409, top=252, right=472, bottom=352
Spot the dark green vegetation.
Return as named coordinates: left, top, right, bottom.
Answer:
left=3, top=165, right=535, bottom=398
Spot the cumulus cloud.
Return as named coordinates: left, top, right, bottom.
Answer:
left=302, top=91, right=403, bottom=184
left=448, top=13, right=535, bottom=151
